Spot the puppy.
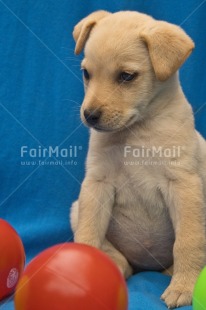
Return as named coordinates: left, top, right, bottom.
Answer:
left=70, top=11, right=206, bottom=308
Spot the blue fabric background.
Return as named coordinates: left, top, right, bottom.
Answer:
left=0, top=0, right=205, bottom=309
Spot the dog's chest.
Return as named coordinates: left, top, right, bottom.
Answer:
left=105, top=143, right=175, bottom=270
left=107, top=164, right=175, bottom=271
left=106, top=143, right=167, bottom=206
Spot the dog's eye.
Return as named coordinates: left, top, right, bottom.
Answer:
left=83, top=69, right=90, bottom=80
left=119, top=72, right=136, bottom=82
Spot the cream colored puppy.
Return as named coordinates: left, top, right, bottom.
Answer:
left=70, top=10, right=206, bottom=308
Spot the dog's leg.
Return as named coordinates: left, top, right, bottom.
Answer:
left=101, top=239, right=133, bottom=279
left=70, top=200, right=79, bottom=233
left=70, top=201, right=133, bottom=278
left=161, top=175, right=206, bottom=308
left=70, top=178, right=115, bottom=248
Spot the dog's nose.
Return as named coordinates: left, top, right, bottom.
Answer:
left=84, top=109, right=101, bottom=126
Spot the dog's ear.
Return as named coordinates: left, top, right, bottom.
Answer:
left=73, top=10, right=111, bottom=55
left=140, top=21, right=194, bottom=81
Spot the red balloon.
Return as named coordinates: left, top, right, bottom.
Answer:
left=15, top=243, right=128, bottom=310
left=0, top=219, right=25, bottom=300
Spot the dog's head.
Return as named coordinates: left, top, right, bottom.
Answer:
left=73, top=11, right=194, bottom=132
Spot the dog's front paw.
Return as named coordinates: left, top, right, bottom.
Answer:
left=161, top=283, right=193, bottom=309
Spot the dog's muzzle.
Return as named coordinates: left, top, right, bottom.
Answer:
left=83, top=108, right=102, bottom=126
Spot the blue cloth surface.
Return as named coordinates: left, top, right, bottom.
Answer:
left=0, top=0, right=205, bottom=309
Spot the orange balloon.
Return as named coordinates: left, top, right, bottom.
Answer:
left=15, top=243, right=128, bottom=310
left=0, top=219, right=25, bottom=300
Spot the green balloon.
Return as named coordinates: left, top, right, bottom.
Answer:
left=193, top=267, right=206, bottom=310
